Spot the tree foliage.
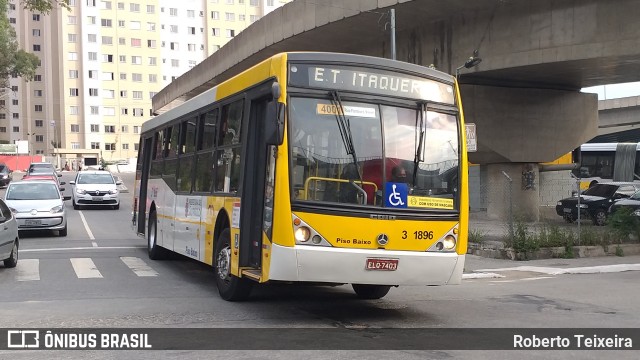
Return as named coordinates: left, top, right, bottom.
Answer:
left=1, top=0, right=69, bottom=95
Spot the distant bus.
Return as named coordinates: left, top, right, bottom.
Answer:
left=572, top=142, right=640, bottom=189
left=133, top=52, right=469, bottom=301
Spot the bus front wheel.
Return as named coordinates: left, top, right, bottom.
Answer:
left=214, top=228, right=252, bottom=301
left=148, top=211, right=169, bottom=260
left=352, top=284, right=391, bottom=299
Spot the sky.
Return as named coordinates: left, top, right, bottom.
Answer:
left=581, top=82, right=640, bottom=100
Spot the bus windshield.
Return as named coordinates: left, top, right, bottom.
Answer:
left=290, top=96, right=459, bottom=210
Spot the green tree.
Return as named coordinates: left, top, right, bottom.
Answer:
left=1, top=0, right=69, bottom=99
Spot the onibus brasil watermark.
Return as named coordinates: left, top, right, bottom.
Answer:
left=514, top=334, right=633, bottom=349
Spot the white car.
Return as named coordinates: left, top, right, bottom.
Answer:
left=4, top=181, right=68, bottom=237
left=70, top=171, right=121, bottom=210
left=0, top=198, right=19, bottom=268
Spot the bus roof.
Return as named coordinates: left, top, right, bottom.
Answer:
left=142, top=52, right=455, bottom=134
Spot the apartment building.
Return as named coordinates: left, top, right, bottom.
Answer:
left=3, top=0, right=289, bottom=162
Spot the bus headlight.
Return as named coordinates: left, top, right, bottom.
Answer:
left=295, top=227, right=311, bottom=242
left=442, top=235, right=456, bottom=250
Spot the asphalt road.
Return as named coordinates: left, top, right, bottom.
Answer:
left=0, top=171, right=638, bottom=359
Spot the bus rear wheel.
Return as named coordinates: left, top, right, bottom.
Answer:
left=214, top=228, right=252, bottom=301
left=352, top=284, right=391, bottom=299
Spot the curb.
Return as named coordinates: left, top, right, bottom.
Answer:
left=467, top=242, right=640, bottom=260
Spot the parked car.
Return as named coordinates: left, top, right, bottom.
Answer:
left=21, top=174, right=66, bottom=192
left=70, top=170, right=121, bottom=210
left=608, top=190, right=640, bottom=216
left=556, top=182, right=640, bottom=226
left=0, top=163, right=12, bottom=188
left=0, top=198, right=19, bottom=268
left=4, top=181, right=69, bottom=237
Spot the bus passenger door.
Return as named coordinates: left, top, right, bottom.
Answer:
left=239, top=96, right=270, bottom=269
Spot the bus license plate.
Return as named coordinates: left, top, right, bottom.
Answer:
left=365, top=258, right=398, bottom=271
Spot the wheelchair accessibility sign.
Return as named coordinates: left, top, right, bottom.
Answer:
left=385, top=183, right=408, bottom=208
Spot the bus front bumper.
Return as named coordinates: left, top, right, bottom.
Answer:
left=267, top=244, right=465, bottom=286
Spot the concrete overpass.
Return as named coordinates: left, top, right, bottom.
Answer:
left=597, top=95, right=640, bottom=137
left=152, top=0, right=640, bottom=220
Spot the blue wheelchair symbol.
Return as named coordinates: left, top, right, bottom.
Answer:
left=385, top=183, right=408, bottom=208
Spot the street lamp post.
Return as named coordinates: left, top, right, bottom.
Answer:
left=26, top=132, right=36, bottom=164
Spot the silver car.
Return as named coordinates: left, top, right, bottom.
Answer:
left=0, top=199, right=19, bottom=268
left=4, top=181, right=68, bottom=237
left=70, top=171, right=121, bottom=210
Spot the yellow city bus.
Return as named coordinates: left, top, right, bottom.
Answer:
left=133, top=52, right=469, bottom=301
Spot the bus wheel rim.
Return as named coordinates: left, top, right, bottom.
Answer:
left=216, top=246, right=231, bottom=281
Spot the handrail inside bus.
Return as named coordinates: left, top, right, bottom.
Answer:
left=303, top=176, right=379, bottom=205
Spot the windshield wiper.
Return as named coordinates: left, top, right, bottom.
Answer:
left=413, top=102, right=427, bottom=187
left=330, top=91, right=367, bottom=204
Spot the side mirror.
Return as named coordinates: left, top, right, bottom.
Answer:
left=69, top=181, right=75, bottom=185
left=57, top=173, right=62, bottom=177
left=265, top=100, right=285, bottom=146
left=59, top=187, right=66, bottom=192
left=63, top=195, right=72, bottom=201
left=116, top=181, right=123, bottom=185
left=59, top=181, right=66, bottom=185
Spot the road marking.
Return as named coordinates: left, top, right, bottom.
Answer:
left=20, top=246, right=146, bottom=253
left=78, top=211, right=95, bottom=240
left=120, top=257, right=158, bottom=277
left=462, top=272, right=505, bottom=279
left=475, top=264, right=640, bottom=275
left=92, top=242, right=98, bottom=247
left=70, top=258, right=103, bottom=278
left=16, top=259, right=40, bottom=281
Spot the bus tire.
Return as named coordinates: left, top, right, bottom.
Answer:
left=592, top=209, right=607, bottom=226
left=352, top=284, right=391, bottom=299
left=148, top=211, right=168, bottom=260
left=214, top=228, right=252, bottom=301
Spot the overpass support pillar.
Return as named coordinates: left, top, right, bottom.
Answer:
left=485, top=163, right=540, bottom=222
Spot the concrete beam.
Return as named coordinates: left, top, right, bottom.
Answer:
left=462, top=85, right=598, bottom=164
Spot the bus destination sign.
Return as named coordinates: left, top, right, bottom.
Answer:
left=289, top=63, right=454, bottom=104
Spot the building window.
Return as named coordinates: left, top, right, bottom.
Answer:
left=130, top=21, right=140, bottom=29
left=71, top=142, right=80, bottom=149
left=146, top=4, right=154, bottom=13
left=13, top=127, right=20, bottom=133
left=170, top=42, right=178, bottom=50
left=0, top=127, right=5, bottom=133
left=12, top=113, right=19, bottom=119
left=34, top=75, right=42, bottom=81
left=90, top=124, right=100, bottom=132
left=117, top=2, right=124, bottom=10
left=148, top=57, right=157, bottom=65
left=131, top=38, right=141, bottom=47
left=188, top=27, right=195, bottom=35
left=118, top=20, right=125, bottom=27
left=148, top=74, right=157, bottom=82
left=34, top=105, right=43, bottom=112
left=100, top=1, right=111, bottom=9
left=212, top=28, right=220, bottom=36
left=104, top=107, right=115, bottom=116
left=88, top=52, right=98, bottom=61
left=12, top=99, right=18, bottom=105
left=187, top=10, right=194, bottom=17
left=188, top=43, right=196, bottom=52
left=102, top=36, right=113, bottom=45
left=130, top=3, right=140, bottom=12
left=71, top=124, right=80, bottom=132
left=171, top=59, right=179, bottom=67
left=226, top=29, right=235, bottom=38
left=69, top=106, right=79, bottom=115
left=33, top=29, right=41, bottom=36
left=169, top=8, right=177, bottom=16
left=119, top=55, right=126, bottom=63
left=132, top=73, right=142, bottom=82
left=88, top=70, right=97, bottom=79
left=120, top=73, right=127, bottom=80
left=89, top=88, right=99, bottom=96
left=147, top=40, right=156, bottom=48
left=69, top=70, right=79, bottom=78
left=211, top=11, right=219, bottom=19
left=35, top=135, right=44, bottom=142
left=88, top=34, right=97, bottom=42
left=132, top=91, right=143, bottom=99
left=102, top=72, right=114, bottom=80
left=120, top=90, right=127, bottom=97
left=147, top=22, right=155, bottom=31
left=101, top=19, right=112, bottom=27
left=87, top=16, right=96, bottom=24
left=104, top=90, right=115, bottom=98
left=239, top=14, right=245, bottom=21
left=122, top=143, right=129, bottom=150
left=118, top=37, right=126, bottom=45
left=225, top=12, right=235, bottom=21
left=105, top=143, right=116, bottom=151
left=34, top=90, right=43, bottom=97
left=90, top=106, right=99, bottom=115
left=133, top=108, right=144, bottom=116
left=33, top=45, right=41, bottom=51
left=170, top=25, right=178, bottom=33
left=68, top=16, right=77, bottom=24
left=133, top=126, right=140, bottom=134
left=91, top=142, right=100, bottom=149
left=134, top=143, right=139, bottom=151
left=131, top=56, right=142, bottom=65
left=68, top=52, right=78, bottom=61
left=35, top=120, right=44, bottom=127
left=105, top=125, right=116, bottom=133
left=70, top=88, right=79, bottom=96
left=33, top=14, right=40, bottom=21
